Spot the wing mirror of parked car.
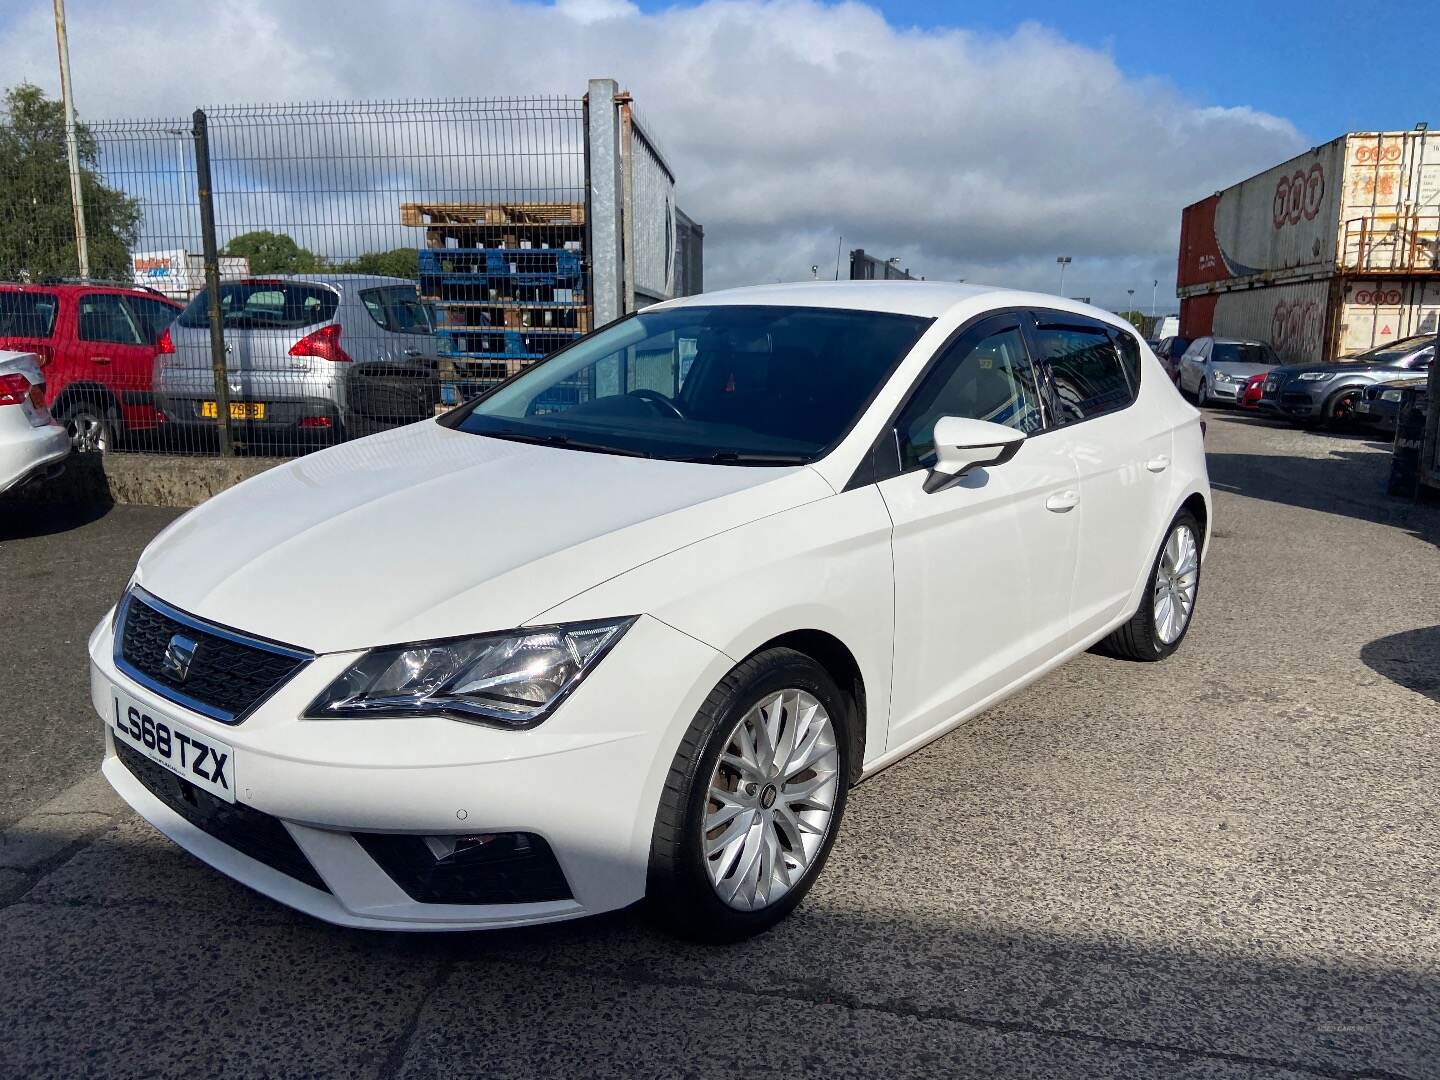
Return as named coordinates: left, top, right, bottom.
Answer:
left=924, top=416, right=1027, bottom=492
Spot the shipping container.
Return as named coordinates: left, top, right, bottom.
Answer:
left=1178, top=130, right=1440, bottom=363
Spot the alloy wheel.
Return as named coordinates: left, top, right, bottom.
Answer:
left=65, top=411, right=109, bottom=452
left=1152, top=523, right=1199, bottom=645
left=702, top=689, right=839, bottom=912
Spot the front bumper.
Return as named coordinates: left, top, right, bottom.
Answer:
left=1207, top=381, right=1242, bottom=402
left=91, top=608, right=730, bottom=931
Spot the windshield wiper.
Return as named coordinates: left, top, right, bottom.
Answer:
left=480, top=429, right=651, bottom=458
left=684, top=451, right=811, bottom=466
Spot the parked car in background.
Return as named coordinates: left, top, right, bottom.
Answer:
left=1354, top=375, right=1429, bottom=434
left=1257, top=334, right=1434, bottom=428
left=0, top=283, right=183, bottom=451
left=0, top=350, right=69, bottom=495
left=1239, top=372, right=1266, bottom=409
left=157, top=275, right=441, bottom=447
left=1152, top=336, right=1191, bottom=383
left=92, top=282, right=1210, bottom=941
left=1177, top=336, right=1282, bottom=406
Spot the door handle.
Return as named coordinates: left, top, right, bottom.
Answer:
left=1145, top=455, right=1170, bottom=473
left=402, top=348, right=423, bottom=357
left=90, top=356, right=112, bottom=365
left=1045, top=489, right=1079, bottom=513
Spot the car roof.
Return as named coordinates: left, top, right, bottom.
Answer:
left=233, top=273, right=415, bottom=291
left=1211, top=337, right=1268, bottom=346
left=655, top=280, right=1138, bottom=329
left=0, top=281, right=177, bottom=300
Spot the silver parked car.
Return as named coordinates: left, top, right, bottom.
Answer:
left=156, top=275, right=440, bottom=444
left=1177, top=336, right=1282, bottom=406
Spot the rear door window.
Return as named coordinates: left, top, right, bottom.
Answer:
left=1030, top=318, right=1135, bottom=424
left=78, top=294, right=144, bottom=345
left=360, top=286, right=435, bottom=334
left=0, top=291, right=59, bottom=338
left=178, top=282, right=338, bottom=330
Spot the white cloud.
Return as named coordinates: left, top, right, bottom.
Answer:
left=1, top=0, right=1306, bottom=309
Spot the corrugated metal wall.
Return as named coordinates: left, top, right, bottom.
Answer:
left=1206, top=279, right=1333, bottom=366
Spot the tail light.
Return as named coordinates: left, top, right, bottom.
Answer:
left=0, top=373, right=34, bottom=407
left=289, top=324, right=352, bottom=363
left=156, top=327, right=175, bottom=354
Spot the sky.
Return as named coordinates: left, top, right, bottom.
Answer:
left=2, top=0, right=1432, bottom=312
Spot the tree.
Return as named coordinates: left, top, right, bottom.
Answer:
left=223, top=230, right=318, bottom=274
left=1117, top=310, right=1147, bottom=333
left=0, top=83, right=141, bottom=281
left=339, top=247, right=419, bottom=279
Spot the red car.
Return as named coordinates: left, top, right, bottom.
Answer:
left=0, top=283, right=183, bottom=450
left=1239, top=372, right=1267, bottom=409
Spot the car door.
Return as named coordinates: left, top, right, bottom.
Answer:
left=357, top=284, right=440, bottom=366
left=1178, top=337, right=1208, bottom=394
left=77, top=292, right=156, bottom=430
left=1026, top=312, right=1169, bottom=639
left=877, top=314, right=1080, bottom=755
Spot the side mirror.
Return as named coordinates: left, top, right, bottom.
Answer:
left=925, top=416, right=1026, bottom=493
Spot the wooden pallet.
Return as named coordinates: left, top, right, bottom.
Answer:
left=401, top=202, right=585, bottom=228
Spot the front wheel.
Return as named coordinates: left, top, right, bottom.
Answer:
left=647, top=648, right=851, bottom=942
left=1098, top=510, right=1202, bottom=661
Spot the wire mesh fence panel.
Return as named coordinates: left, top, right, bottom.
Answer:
left=1, top=89, right=589, bottom=458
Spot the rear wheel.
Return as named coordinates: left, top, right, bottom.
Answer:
left=647, top=648, right=851, bottom=942
left=1099, top=510, right=1202, bottom=661
left=56, top=397, right=117, bottom=452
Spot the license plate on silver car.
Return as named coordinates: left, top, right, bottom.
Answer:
left=110, top=687, right=236, bottom=803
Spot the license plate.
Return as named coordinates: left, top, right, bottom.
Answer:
left=201, top=401, right=265, bottom=420
left=1355, top=402, right=1372, bottom=413
left=110, top=687, right=235, bottom=803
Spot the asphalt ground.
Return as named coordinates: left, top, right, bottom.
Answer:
left=0, top=411, right=1437, bottom=1079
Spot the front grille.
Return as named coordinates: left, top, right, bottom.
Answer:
left=117, top=590, right=310, bottom=723
left=114, top=740, right=329, bottom=893
left=355, top=831, right=571, bottom=906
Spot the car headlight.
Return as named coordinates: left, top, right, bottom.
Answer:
left=1212, top=371, right=1235, bottom=383
left=1381, top=389, right=1403, bottom=402
left=1297, top=371, right=1333, bottom=381
left=305, top=618, right=636, bottom=728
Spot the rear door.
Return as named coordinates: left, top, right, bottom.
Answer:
left=1026, top=312, right=1169, bottom=638
left=878, top=314, right=1079, bottom=754
left=356, top=285, right=439, bottom=364
left=76, top=292, right=157, bottom=429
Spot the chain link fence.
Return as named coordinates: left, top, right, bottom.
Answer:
left=1, top=90, right=589, bottom=457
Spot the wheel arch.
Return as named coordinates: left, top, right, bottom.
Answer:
left=51, top=380, right=119, bottom=415
left=1179, top=491, right=1210, bottom=555
left=742, top=629, right=866, bottom=784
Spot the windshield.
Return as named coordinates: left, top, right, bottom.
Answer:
left=1349, top=335, right=1432, bottom=364
left=1212, top=343, right=1277, bottom=366
left=178, top=281, right=339, bottom=330
left=449, top=304, right=933, bottom=464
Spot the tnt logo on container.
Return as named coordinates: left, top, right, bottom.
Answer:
left=1353, top=288, right=1403, bottom=306
left=1272, top=164, right=1325, bottom=230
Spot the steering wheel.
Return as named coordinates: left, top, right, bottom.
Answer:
left=627, top=388, right=687, bottom=419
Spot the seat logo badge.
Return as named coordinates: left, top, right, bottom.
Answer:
left=162, top=633, right=199, bottom=682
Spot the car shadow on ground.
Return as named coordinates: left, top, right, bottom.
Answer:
left=3, top=820, right=1439, bottom=1079
left=1205, top=445, right=1440, bottom=548
left=1361, top=625, right=1440, bottom=704
left=0, top=494, right=114, bottom=541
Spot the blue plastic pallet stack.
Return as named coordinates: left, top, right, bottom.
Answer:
left=402, top=203, right=589, bottom=405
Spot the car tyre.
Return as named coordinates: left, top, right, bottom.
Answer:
left=56, top=396, right=117, bottom=453
left=1325, top=388, right=1360, bottom=431
left=1196, top=380, right=1210, bottom=408
left=1098, top=509, right=1202, bottom=662
left=646, top=647, right=852, bottom=942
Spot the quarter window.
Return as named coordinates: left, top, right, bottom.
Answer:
left=896, top=324, right=1044, bottom=470
left=1032, top=325, right=1134, bottom=423
left=0, top=291, right=59, bottom=338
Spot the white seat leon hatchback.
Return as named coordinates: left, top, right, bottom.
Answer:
left=90, top=282, right=1209, bottom=941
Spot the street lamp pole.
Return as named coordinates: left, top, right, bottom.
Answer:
left=52, top=0, right=89, bottom=279
left=1151, top=279, right=1158, bottom=319
left=1056, top=255, right=1071, bottom=297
